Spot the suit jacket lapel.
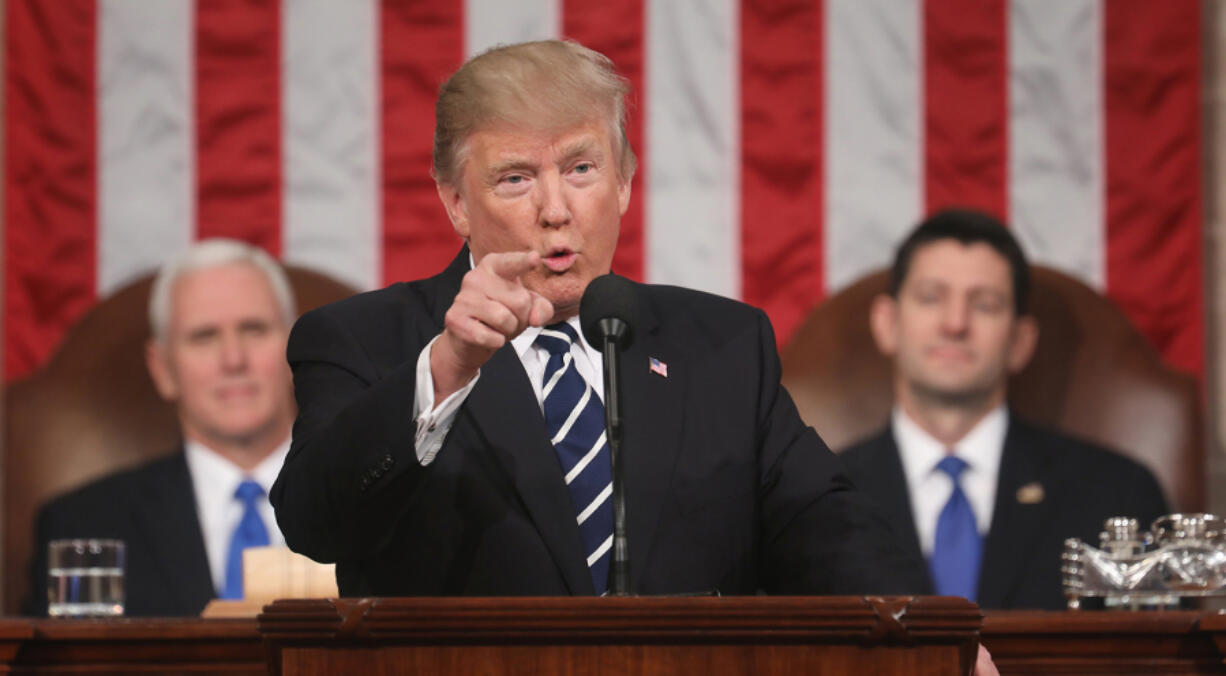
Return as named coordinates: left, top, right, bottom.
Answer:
left=422, top=246, right=590, bottom=593
left=464, top=343, right=594, bottom=594
left=617, top=292, right=686, bottom=592
left=977, top=420, right=1047, bottom=608
left=132, top=453, right=215, bottom=610
left=872, top=431, right=929, bottom=590
left=427, top=245, right=470, bottom=327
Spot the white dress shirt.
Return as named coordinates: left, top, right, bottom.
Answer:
left=184, top=438, right=290, bottom=595
left=892, top=405, right=1007, bottom=556
left=412, top=315, right=604, bottom=465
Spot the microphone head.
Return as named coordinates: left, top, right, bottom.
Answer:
left=580, top=274, right=638, bottom=349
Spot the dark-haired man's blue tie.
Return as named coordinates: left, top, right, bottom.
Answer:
left=535, top=322, right=613, bottom=595
left=929, top=455, right=982, bottom=601
left=222, top=479, right=270, bottom=600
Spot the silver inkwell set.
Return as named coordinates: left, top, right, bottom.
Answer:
left=1063, top=513, right=1226, bottom=610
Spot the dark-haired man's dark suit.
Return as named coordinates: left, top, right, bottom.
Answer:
left=25, top=451, right=215, bottom=616
left=840, top=419, right=1168, bottom=610
left=272, top=248, right=927, bottom=597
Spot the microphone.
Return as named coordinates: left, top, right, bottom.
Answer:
left=580, top=274, right=638, bottom=597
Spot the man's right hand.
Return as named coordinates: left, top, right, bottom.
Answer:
left=430, top=251, right=554, bottom=402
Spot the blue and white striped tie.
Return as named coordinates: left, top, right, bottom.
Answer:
left=536, top=322, right=613, bottom=595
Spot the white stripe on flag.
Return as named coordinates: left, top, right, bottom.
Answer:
left=645, top=0, right=740, bottom=299
left=824, top=0, right=922, bottom=291
left=282, top=0, right=380, bottom=291
left=464, top=0, right=560, bottom=58
left=1008, top=0, right=1104, bottom=289
left=97, top=0, right=194, bottom=295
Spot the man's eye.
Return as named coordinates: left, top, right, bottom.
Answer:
left=573, top=162, right=593, bottom=174
left=186, top=331, right=217, bottom=345
left=503, top=175, right=524, bottom=184
left=974, top=299, right=1006, bottom=314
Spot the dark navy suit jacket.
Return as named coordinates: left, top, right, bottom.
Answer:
left=272, top=248, right=927, bottom=597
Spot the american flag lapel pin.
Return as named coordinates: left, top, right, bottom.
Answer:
left=649, top=356, right=668, bottom=378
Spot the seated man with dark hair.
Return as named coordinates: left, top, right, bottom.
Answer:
left=25, top=239, right=298, bottom=616
left=840, top=208, right=1168, bottom=610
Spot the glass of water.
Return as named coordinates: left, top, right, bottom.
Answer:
left=47, top=539, right=125, bottom=617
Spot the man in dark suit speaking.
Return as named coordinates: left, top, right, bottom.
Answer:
left=271, top=40, right=925, bottom=597
left=839, top=209, right=1168, bottom=610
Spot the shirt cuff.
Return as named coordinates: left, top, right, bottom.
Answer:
left=413, top=334, right=479, bottom=466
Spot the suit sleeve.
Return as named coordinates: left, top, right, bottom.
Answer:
left=271, top=306, right=431, bottom=564
left=22, top=505, right=57, bottom=616
left=749, top=310, right=929, bottom=595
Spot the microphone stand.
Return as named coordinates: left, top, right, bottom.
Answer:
left=596, top=318, right=630, bottom=597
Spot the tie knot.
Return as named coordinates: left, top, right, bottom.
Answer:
left=536, top=322, right=578, bottom=357
left=935, top=455, right=969, bottom=480
left=234, top=479, right=265, bottom=506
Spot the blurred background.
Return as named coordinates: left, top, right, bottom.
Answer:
left=1, top=0, right=1222, bottom=606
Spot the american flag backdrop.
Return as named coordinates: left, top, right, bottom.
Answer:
left=5, top=0, right=1202, bottom=382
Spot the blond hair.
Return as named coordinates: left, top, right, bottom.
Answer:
left=432, top=40, right=637, bottom=186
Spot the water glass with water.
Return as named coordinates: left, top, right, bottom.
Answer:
left=47, top=539, right=125, bottom=617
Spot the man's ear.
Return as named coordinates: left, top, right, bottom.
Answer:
left=869, top=294, right=900, bottom=357
left=145, top=339, right=179, bottom=402
left=436, top=181, right=470, bottom=239
left=1006, top=314, right=1039, bottom=373
left=617, top=173, right=632, bottom=216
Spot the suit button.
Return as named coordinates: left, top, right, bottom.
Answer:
left=381, top=455, right=394, bottom=471
left=359, top=476, right=371, bottom=491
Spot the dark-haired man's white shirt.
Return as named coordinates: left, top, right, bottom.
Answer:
left=893, top=405, right=1006, bottom=556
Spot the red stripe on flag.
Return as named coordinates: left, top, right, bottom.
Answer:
left=564, top=0, right=646, bottom=283
left=5, top=0, right=97, bottom=381
left=923, top=0, right=1007, bottom=219
left=380, top=1, right=464, bottom=285
left=740, top=0, right=824, bottom=347
left=1104, top=0, right=1202, bottom=376
left=195, top=0, right=282, bottom=255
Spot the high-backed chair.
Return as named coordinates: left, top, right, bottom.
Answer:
left=4, top=266, right=357, bottom=614
left=780, top=265, right=1204, bottom=514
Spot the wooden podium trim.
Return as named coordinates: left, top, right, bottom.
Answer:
left=259, top=596, right=980, bottom=644
left=259, top=596, right=982, bottom=675
left=983, top=610, right=1226, bottom=674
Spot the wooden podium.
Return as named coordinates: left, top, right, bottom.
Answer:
left=258, top=595, right=982, bottom=675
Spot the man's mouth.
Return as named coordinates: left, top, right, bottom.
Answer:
left=927, top=345, right=973, bottom=362
left=216, top=383, right=258, bottom=402
left=543, top=248, right=576, bottom=272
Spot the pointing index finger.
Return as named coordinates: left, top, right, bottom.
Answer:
left=484, top=250, right=541, bottom=281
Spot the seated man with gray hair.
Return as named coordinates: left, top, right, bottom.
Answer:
left=24, top=239, right=297, bottom=616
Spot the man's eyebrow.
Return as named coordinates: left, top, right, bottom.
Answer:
left=186, top=325, right=220, bottom=340
left=485, top=157, right=536, bottom=179
left=559, top=138, right=602, bottom=163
